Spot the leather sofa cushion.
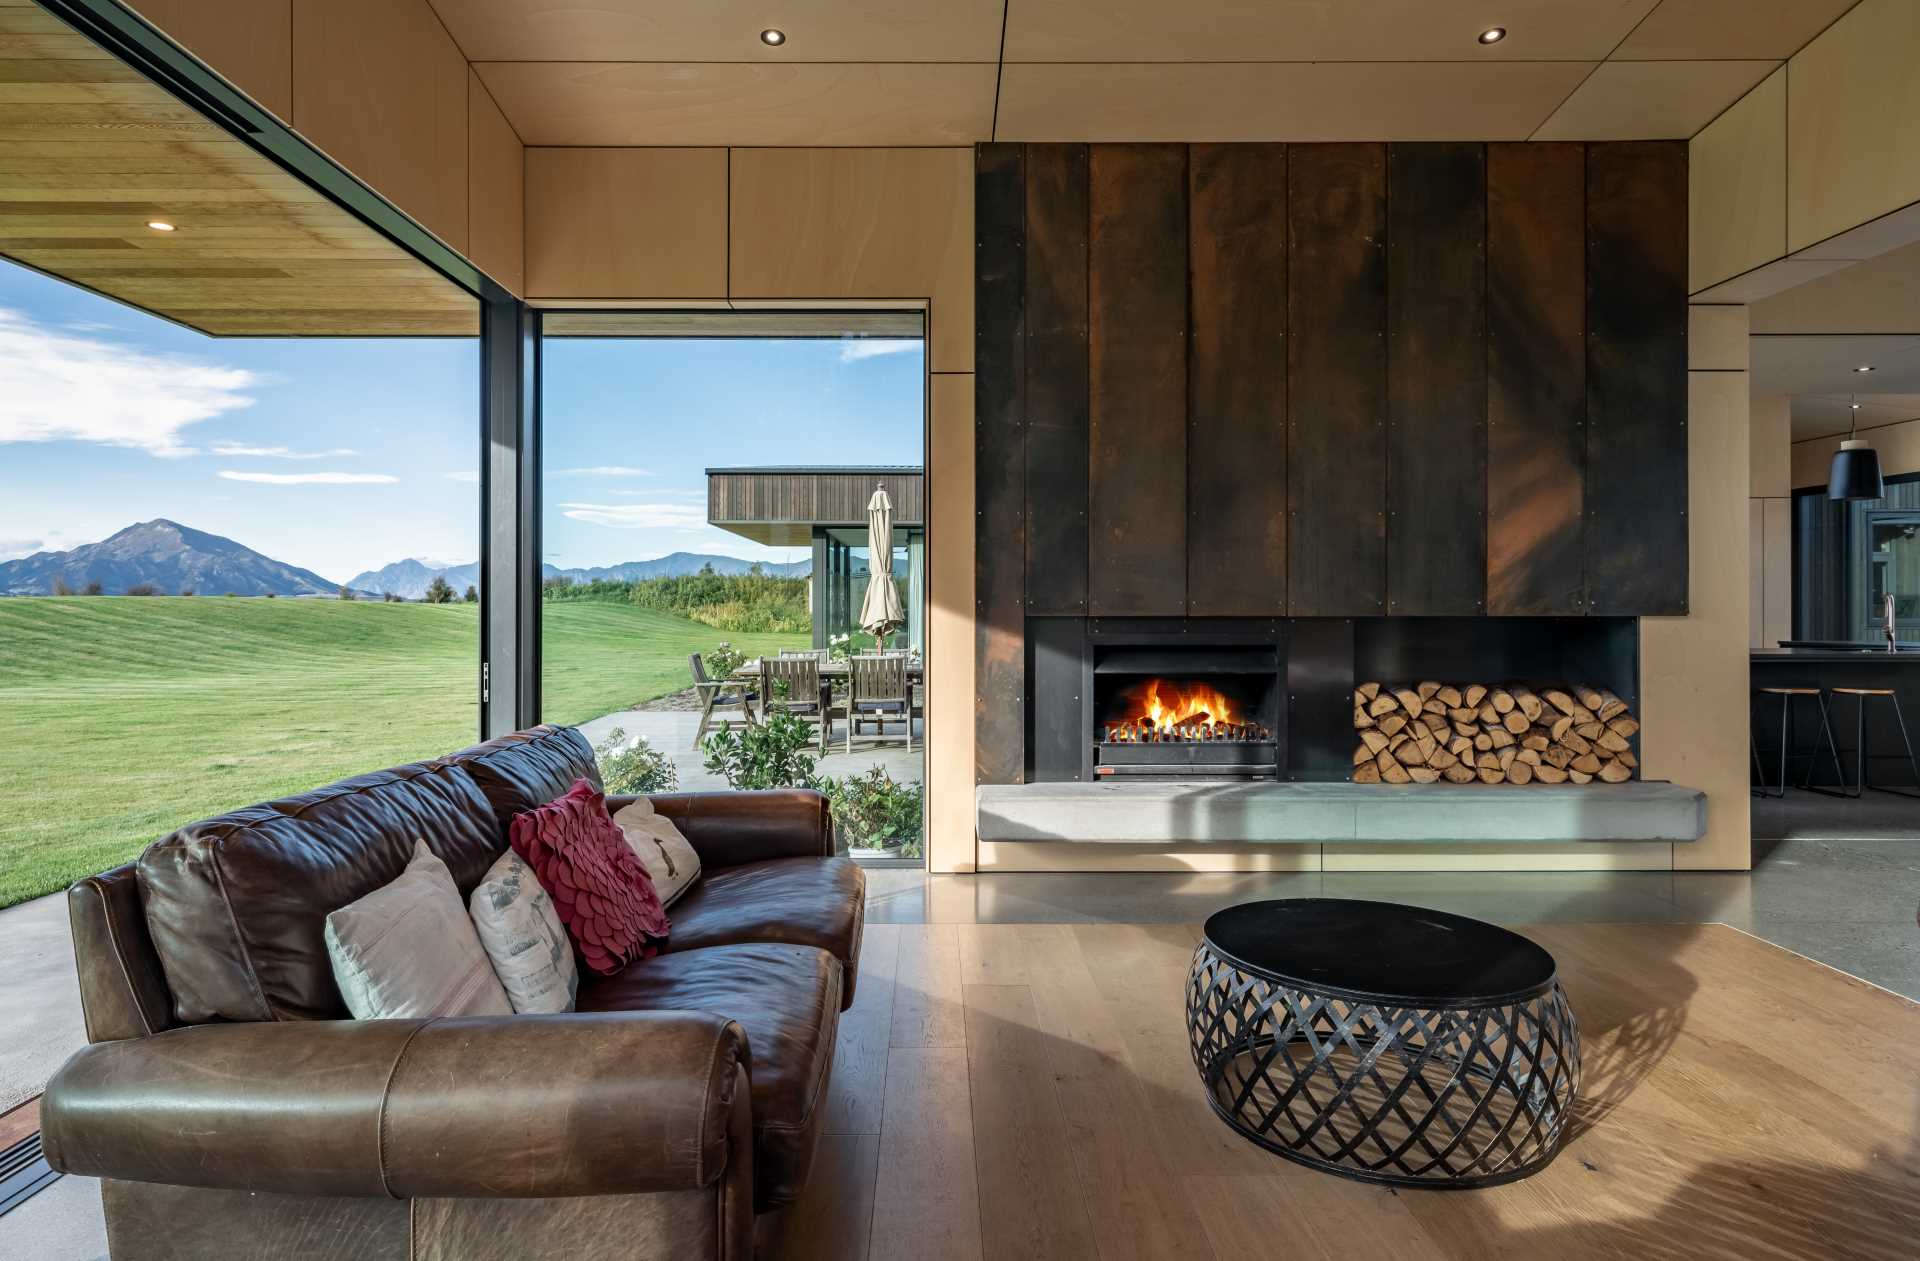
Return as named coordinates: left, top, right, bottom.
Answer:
left=140, top=761, right=502, bottom=1023
left=578, top=942, right=841, bottom=1211
left=661, top=857, right=865, bottom=1007
left=440, top=725, right=600, bottom=834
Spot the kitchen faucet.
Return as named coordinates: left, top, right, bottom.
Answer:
left=1884, top=592, right=1898, bottom=652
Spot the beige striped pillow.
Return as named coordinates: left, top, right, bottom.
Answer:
left=324, top=840, right=513, bottom=1020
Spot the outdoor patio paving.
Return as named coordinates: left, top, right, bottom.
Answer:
left=571, top=706, right=924, bottom=792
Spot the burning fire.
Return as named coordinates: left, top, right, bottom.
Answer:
left=1102, top=678, right=1270, bottom=744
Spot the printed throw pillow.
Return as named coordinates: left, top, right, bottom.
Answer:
left=611, top=797, right=703, bottom=909
left=469, top=848, right=578, bottom=1013
left=325, top=839, right=514, bottom=1020
left=510, top=778, right=669, bottom=975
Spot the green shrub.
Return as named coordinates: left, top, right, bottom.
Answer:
left=425, top=576, right=456, bottom=604
left=703, top=641, right=746, bottom=682
left=541, top=572, right=808, bottom=634
left=592, top=726, right=679, bottom=794
left=817, top=766, right=923, bottom=858
left=701, top=712, right=816, bottom=790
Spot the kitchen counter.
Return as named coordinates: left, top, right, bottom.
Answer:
left=1751, top=650, right=1920, bottom=788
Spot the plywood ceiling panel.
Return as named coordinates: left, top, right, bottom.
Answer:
left=1003, top=0, right=1657, bottom=63
left=426, top=0, right=1003, bottom=63
left=476, top=61, right=994, bottom=146
left=1531, top=59, right=1777, bottom=140
left=996, top=63, right=1592, bottom=143
left=1612, top=0, right=1859, bottom=61
left=1789, top=391, right=1920, bottom=439
left=0, top=4, right=475, bottom=335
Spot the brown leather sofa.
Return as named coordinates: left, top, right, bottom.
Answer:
left=41, top=725, right=864, bottom=1261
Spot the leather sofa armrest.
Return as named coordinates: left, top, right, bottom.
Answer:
left=42, top=1010, right=750, bottom=1199
left=618, top=789, right=834, bottom=867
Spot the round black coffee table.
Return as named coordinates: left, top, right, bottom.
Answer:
left=1185, top=899, right=1579, bottom=1188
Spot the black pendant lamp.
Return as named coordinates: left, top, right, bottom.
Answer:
left=1828, top=395, right=1885, bottom=501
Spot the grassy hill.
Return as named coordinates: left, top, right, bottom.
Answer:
left=0, top=597, right=800, bottom=907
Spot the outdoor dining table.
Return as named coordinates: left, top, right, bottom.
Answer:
left=729, top=657, right=924, bottom=722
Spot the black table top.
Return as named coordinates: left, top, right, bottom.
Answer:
left=1202, top=898, right=1559, bottom=1006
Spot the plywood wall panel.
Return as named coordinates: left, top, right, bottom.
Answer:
left=1585, top=141, right=1689, bottom=615
left=466, top=70, right=523, bottom=295
left=1386, top=142, right=1485, bottom=616
left=1688, top=66, right=1785, bottom=293
left=974, top=143, right=1026, bottom=786
left=1023, top=144, right=1089, bottom=617
left=928, top=373, right=978, bottom=872
left=1188, top=143, right=1287, bottom=617
left=1087, top=144, right=1188, bottom=616
left=291, top=0, right=468, bottom=251
left=728, top=148, right=974, bottom=373
left=524, top=148, right=724, bottom=298
left=1287, top=143, right=1387, bottom=617
left=128, top=0, right=292, bottom=120
left=1487, top=142, right=1586, bottom=616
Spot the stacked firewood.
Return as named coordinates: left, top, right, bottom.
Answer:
left=1352, top=682, right=1639, bottom=786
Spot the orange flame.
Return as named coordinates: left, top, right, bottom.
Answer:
left=1111, top=678, right=1242, bottom=730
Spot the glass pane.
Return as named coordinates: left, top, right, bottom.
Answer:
left=539, top=332, right=927, bottom=865
left=0, top=260, right=480, bottom=912
left=1867, top=515, right=1920, bottom=637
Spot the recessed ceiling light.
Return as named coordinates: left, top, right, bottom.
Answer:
left=1478, top=27, right=1507, bottom=45
left=146, top=220, right=176, bottom=232
left=759, top=28, right=785, bottom=46
left=1854, top=364, right=1876, bottom=373
left=1851, top=402, right=1863, bottom=410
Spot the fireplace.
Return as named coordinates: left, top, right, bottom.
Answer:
left=1090, top=637, right=1282, bottom=780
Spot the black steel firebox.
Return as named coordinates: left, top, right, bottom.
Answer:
left=1024, top=615, right=1639, bottom=784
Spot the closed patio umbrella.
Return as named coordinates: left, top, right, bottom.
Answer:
left=859, top=484, right=904, bottom=640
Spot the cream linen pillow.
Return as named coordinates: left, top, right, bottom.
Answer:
left=611, top=797, right=702, bottom=908
left=325, top=840, right=513, bottom=1020
left=468, top=848, right=577, bottom=1013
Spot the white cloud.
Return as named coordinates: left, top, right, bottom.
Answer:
left=551, top=465, right=654, bottom=477
left=210, top=443, right=357, bottom=459
left=838, top=338, right=920, bottom=363
left=444, top=470, right=480, bottom=483
left=218, top=470, right=398, bottom=485
left=0, top=536, right=45, bottom=561
left=0, top=308, right=257, bottom=456
left=558, top=501, right=707, bottom=530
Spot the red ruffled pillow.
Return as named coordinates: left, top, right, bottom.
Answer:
left=509, top=778, right=668, bottom=975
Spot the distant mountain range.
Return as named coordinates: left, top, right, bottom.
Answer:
left=347, top=551, right=811, bottom=600
left=0, top=522, right=814, bottom=599
left=0, top=520, right=339, bottom=597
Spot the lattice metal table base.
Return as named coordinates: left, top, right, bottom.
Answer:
left=1186, top=939, right=1581, bottom=1188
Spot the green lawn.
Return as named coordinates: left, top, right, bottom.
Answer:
left=0, top=597, right=799, bottom=908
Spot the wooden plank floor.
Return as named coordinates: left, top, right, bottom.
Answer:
left=756, top=922, right=1920, bottom=1260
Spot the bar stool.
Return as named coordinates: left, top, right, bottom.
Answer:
left=1819, top=687, right=1920, bottom=798
left=1754, top=687, right=1844, bottom=797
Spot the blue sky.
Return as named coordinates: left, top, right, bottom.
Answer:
left=0, top=259, right=923, bottom=583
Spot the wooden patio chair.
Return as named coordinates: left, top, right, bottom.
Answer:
left=689, top=653, right=758, bottom=749
left=765, top=654, right=838, bottom=753
left=849, top=652, right=913, bottom=752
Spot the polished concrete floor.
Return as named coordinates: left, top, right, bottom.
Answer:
left=2, top=793, right=1913, bottom=1257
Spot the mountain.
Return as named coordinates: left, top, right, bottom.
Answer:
left=346, top=552, right=810, bottom=599
left=0, top=520, right=340, bottom=597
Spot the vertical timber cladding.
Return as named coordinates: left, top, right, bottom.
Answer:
left=1088, top=144, right=1190, bottom=616
left=1024, top=145, right=1091, bottom=616
left=1487, top=143, right=1587, bottom=615
left=1386, top=143, right=1486, bottom=615
left=975, top=144, right=1026, bottom=784
left=1586, top=142, right=1689, bottom=614
left=1288, top=144, right=1388, bottom=616
left=1188, top=144, right=1288, bottom=616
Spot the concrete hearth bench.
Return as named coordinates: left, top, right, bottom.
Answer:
left=974, top=781, right=1707, bottom=844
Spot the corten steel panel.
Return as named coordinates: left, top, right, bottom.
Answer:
left=1026, top=616, right=1091, bottom=782
left=975, top=143, right=1027, bottom=784
left=1585, top=141, right=1689, bottom=615
left=1386, top=142, right=1486, bottom=615
left=1487, top=143, right=1588, bottom=615
left=1288, top=144, right=1388, bottom=616
left=1189, top=143, right=1288, bottom=616
left=1088, top=143, right=1189, bottom=616
left=1023, top=144, right=1091, bottom=616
